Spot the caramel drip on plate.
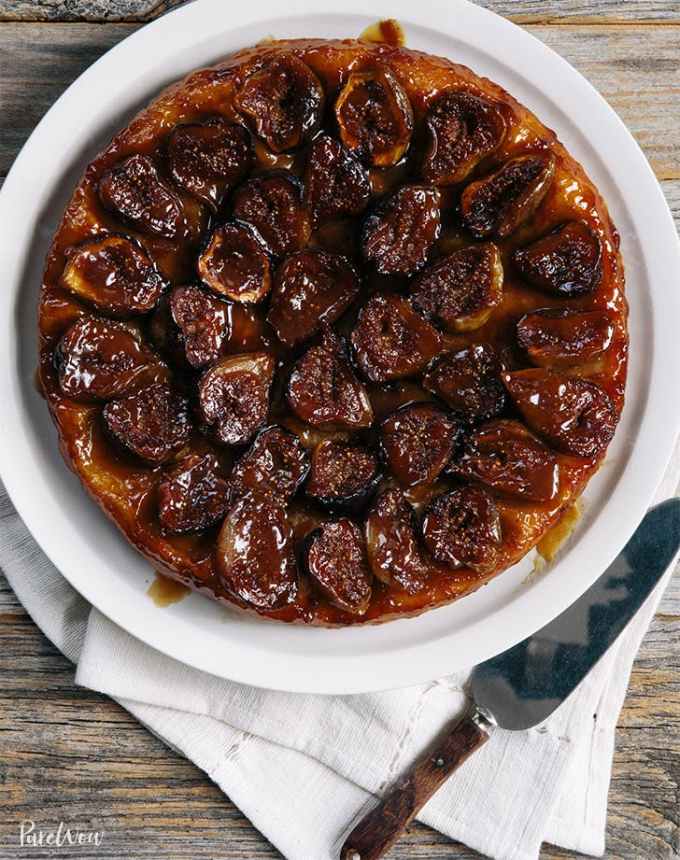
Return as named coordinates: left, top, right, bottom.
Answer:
left=147, top=573, right=190, bottom=607
left=359, top=19, right=405, bottom=47
left=537, top=502, right=582, bottom=564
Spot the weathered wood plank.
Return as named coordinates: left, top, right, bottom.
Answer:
left=1, top=0, right=679, bottom=24
left=0, top=23, right=133, bottom=178
left=0, top=0, right=184, bottom=22
left=1, top=23, right=678, bottom=180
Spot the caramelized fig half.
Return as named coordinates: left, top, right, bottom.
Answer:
left=351, top=293, right=443, bottom=383
left=169, top=285, right=230, bottom=369
left=198, top=222, right=271, bottom=303
left=421, top=486, right=501, bottom=573
left=423, top=343, right=506, bottom=423
left=503, top=368, right=617, bottom=459
left=460, top=153, right=555, bottom=240
left=60, top=235, right=167, bottom=318
left=56, top=316, right=165, bottom=402
left=167, top=119, right=252, bottom=208
left=451, top=419, right=559, bottom=502
left=103, top=381, right=191, bottom=464
left=149, top=294, right=189, bottom=368
left=216, top=492, right=298, bottom=609
left=227, top=425, right=310, bottom=505
left=513, top=221, right=603, bottom=297
left=98, top=154, right=186, bottom=240
left=304, top=134, right=371, bottom=226
left=421, top=91, right=507, bottom=185
left=362, top=185, right=441, bottom=276
left=411, top=242, right=503, bottom=332
left=267, top=250, right=359, bottom=347
left=198, top=352, right=275, bottom=446
left=306, top=440, right=380, bottom=510
left=380, top=403, right=460, bottom=487
left=158, top=452, right=230, bottom=534
left=235, top=54, right=324, bottom=153
left=304, top=519, right=372, bottom=615
left=287, top=327, right=373, bottom=429
left=365, top=486, right=429, bottom=594
left=335, top=66, right=413, bottom=167
left=232, top=172, right=311, bottom=258
left=517, top=308, right=614, bottom=367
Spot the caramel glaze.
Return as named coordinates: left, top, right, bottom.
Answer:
left=359, top=19, right=406, bottom=48
left=38, top=38, right=627, bottom=626
left=536, top=501, right=582, bottom=564
left=148, top=572, right=190, bottom=607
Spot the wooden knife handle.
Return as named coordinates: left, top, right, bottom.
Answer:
left=339, top=708, right=492, bottom=860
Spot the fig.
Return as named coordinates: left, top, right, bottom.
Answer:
left=60, top=235, right=167, bottom=318
left=451, top=419, right=559, bottom=502
left=304, top=134, right=371, bottom=226
left=234, top=54, right=324, bottom=153
left=365, top=487, right=429, bottom=593
left=103, top=381, right=191, bottom=464
left=169, top=285, right=230, bottom=369
left=197, top=222, right=271, bottom=303
left=513, top=221, right=603, bottom=297
left=517, top=308, right=614, bottom=367
left=98, top=154, right=186, bottom=240
left=411, top=242, right=503, bottom=332
left=306, top=440, right=379, bottom=509
left=460, top=153, right=555, bottom=240
left=227, top=425, right=310, bottom=504
left=362, top=185, right=441, bottom=276
left=198, top=353, right=275, bottom=446
left=351, top=293, right=443, bottom=383
left=56, top=316, right=164, bottom=402
left=149, top=295, right=188, bottom=368
left=232, top=172, right=311, bottom=258
left=304, top=519, right=372, bottom=614
left=503, top=368, right=617, bottom=458
left=216, top=492, right=298, bottom=609
left=287, top=327, right=373, bottom=428
left=380, top=403, right=460, bottom=487
left=167, top=119, right=252, bottom=208
left=421, top=486, right=501, bottom=572
left=423, top=343, right=506, bottom=422
left=335, top=66, right=413, bottom=167
left=421, top=91, right=507, bottom=185
left=158, top=452, right=230, bottom=534
left=267, top=250, right=359, bottom=347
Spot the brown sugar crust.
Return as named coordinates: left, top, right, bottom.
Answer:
left=38, top=38, right=627, bottom=626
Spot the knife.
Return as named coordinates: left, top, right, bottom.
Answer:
left=340, top=498, right=680, bottom=860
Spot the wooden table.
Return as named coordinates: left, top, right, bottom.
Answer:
left=1, top=2, right=679, bottom=857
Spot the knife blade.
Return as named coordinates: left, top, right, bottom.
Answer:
left=340, top=498, right=680, bottom=860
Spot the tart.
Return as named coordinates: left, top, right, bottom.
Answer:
left=38, top=31, right=627, bottom=626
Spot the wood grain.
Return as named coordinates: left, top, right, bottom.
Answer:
left=341, top=715, right=489, bottom=860
left=1, top=8, right=680, bottom=860
left=1, top=0, right=680, bottom=23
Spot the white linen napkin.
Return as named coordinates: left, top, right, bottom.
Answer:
left=2, top=444, right=679, bottom=860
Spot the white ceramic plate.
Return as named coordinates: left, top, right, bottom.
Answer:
left=1, top=0, right=679, bottom=694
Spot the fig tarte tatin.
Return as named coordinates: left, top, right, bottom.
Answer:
left=38, top=31, right=627, bottom=626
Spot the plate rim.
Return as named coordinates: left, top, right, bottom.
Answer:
left=1, top=0, right=680, bottom=694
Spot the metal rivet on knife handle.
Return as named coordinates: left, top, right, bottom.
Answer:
left=339, top=706, right=492, bottom=860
